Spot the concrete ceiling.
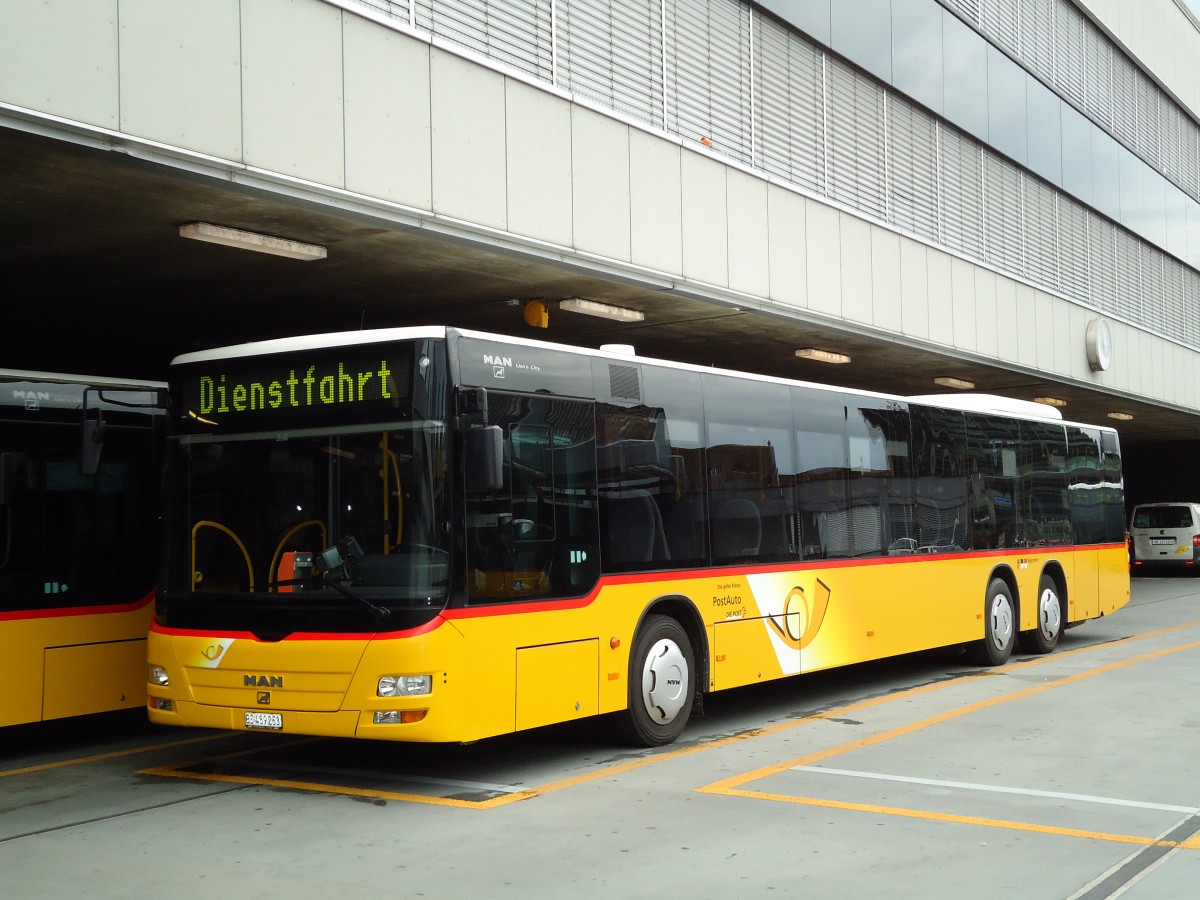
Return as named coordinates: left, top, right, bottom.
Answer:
left=3, top=124, right=1195, bottom=447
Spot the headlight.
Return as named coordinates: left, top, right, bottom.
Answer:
left=377, top=674, right=432, bottom=697
left=149, top=665, right=170, bottom=687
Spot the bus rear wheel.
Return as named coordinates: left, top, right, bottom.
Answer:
left=621, top=614, right=695, bottom=747
left=1018, top=573, right=1063, bottom=654
left=968, top=577, right=1015, bottom=666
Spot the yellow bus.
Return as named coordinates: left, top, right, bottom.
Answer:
left=147, top=327, right=1129, bottom=746
left=1, top=369, right=165, bottom=728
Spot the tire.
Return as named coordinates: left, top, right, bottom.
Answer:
left=621, top=614, right=695, bottom=747
left=967, top=577, right=1016, bottom=666
left=1018, top=573, right=1063, bottom=654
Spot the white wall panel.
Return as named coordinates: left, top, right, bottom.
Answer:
left=1033, top=292, right=1057, bottom=374
left=766, top=184, right=807, bottom=308
left=1051, top=296, right=1072, bottom=375
left=571, top=106, right=631, bottom=262
left=118, top=0, right=241, bottom=159
left=430, top=48, right=507, bottom=229
left=0, top=0, right=117, bottom=128
left=630, top=131, right=683, bottom=275
left=839, top=214, right=872, bottom=325
left=505, top=80, right=572, bottom=246
left=681, top=151, right=729, bottom=287
left=1015, top=283, right=1038, bottom=370
left=869, top=226, right=901, bottom=333
left=242, top=0, right=344, bottom=185
left=994, top=277, right=1017, bottom=365
left=344, top=15, right=431, bottom=210
left=726, top=168, right=769, bottom=298
left=804, top=201, right=841, bottom=316
left=950, top=258, right=976, bottom=351
left=898, top=241, right=928, bottom=341
left=972, top=268, right=997, bottom=359
left=926, top=250, right=953, bottom=346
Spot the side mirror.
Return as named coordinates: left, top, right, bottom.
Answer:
left=0, top=451, right=27, bottom=505
left=81, top=411, right=106, bottom=476
left=465, top=425, right=504, bottom=492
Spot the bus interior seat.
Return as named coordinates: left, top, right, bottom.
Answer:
left=603, top=489, right=670, bottom=566
left=711, top=496, right=761, bottom=559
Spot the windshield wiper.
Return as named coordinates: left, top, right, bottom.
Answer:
left=318, top=573, right=391, bottom=622
left=313, top=536, right=391, bottom=622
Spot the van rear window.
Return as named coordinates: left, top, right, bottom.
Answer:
left=1133, top=507, right=1194, bottom=529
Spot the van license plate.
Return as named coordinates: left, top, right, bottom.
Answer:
left=245, top=712, right=283, bottom=730
left=1149, top=538, right=1174, bottom=545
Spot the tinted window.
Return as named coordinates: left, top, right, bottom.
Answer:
left=641, top=365, right=706, bottom=569
left=891, top=0, right=943, bottom=114
left=704, top=375, right=795, bottom=565
left=910, top=405, right=967, bottom=552
left=792, top=385, right=848, bottom=559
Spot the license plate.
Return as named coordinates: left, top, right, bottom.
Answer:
left=1149, top=537, right=1175, bottom=545
left=245, top=711, right=283, bottom=731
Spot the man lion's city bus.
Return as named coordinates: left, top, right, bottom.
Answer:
left=147, top=327, right=1129, bottom=747
left=1, top=369, right=165, bottom=728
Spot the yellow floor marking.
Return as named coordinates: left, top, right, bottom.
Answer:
left=1, top=733, right=226, bottom=778
left=697, top=639, right=1200, bottom=849
left=137, top=620, right=1200, bottom=808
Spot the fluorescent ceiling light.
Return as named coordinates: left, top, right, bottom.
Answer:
left=795, top=347, right=851, bottom=364
left=1107, top=411, right=1133, bottom=421
left=934, top=376, right=975, bottom=390
left=559, top=298, right=644, bottom=322
left=180, top=222, right=327, bottom=261
left=1033, top=396, right=1067, bottom=407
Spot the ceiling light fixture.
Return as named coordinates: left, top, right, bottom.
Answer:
left=1033, top=396, right=1067, bottom=407
left=559, top=298, right=645, bottom=323
left=1107, top=411, right=1134, bottom=421
left=179, top=222, right=327, bottom=261
left=794, top=348, right=851, bottom=364
left=934, top=376, right=975, bottom=390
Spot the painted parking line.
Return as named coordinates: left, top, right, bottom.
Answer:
left=696, top=638, right=1200, bottom=851
left=138, top=621, right=1200, bottom=809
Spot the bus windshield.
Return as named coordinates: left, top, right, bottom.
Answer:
left=160, top=339, right=450, bottom=634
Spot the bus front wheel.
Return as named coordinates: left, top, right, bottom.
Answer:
left=622, top=614, right=695, bottom=747
left=968, top=577, right=1016, bottom=666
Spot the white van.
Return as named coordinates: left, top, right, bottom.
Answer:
left=1129, top=502, right=1200, bottom=573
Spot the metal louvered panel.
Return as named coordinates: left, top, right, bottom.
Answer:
left=1111, top=227, right=1145, bottom=322
left=983, top=155, right=1024, bottom=274
left=1135, top=74, right=1161, bottom=170
left=979, top=0, right=1019, bottom=56
left=942, top=0, right=980, bottom=24
left=1140, top=244, right=1166, bottom=332
left=609, top=3, right=665, bottom=127
left=826, top=59, right=886, bottom=219
left=1058, top=201, right=1090, bottom=303
left=1020, top=0, right=1055, bottom=73
left=1083, top=25, right=1112, bottom=131
left=666, top=0, right=752, bottom=163
left=887, top=94, right=939, bottom=242
left=560, top=0, right=663, bottom=127
left=1053, top=1, right=1087, bottom=109
left=707, top=0, right=753, bottom=163
left=753, top=19, right=824, bottom=192
left=1185, top=271, right=1200, bottom=347
left=413, top=0, right=553, bottom=82
left=1087, top=217, right=1118, bottom=316
left=1108, top=53, right=1138, bottom=159
left=1023, top=177, right=1058, bottom=290
left=940, top=128, right=985, bottom=259
left=1163, top=258, right=1186, bottom=342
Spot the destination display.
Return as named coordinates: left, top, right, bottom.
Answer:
left=175, top=346, right=415, bottom=432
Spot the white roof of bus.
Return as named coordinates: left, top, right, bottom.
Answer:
left=0, top=367, right=166, bottom=389
left=168, top=325, right=1106, bottom=432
